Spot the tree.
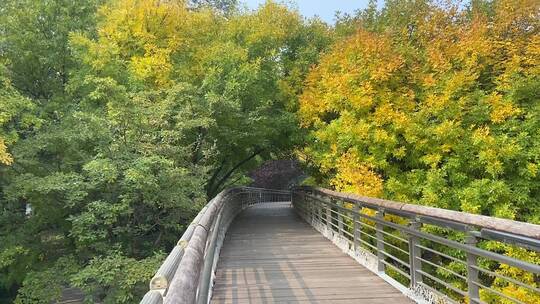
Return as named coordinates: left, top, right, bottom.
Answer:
left=189, top=0, right=238, bottom=14
left=299, top=0, right=540, bottom=302
left=0, top=64, right=39, bottom=166
left=0, top=0, right=102, bottom=102
left=0, top=0, right=332, bottom=302
left=201, top=1, right=332, bottom=196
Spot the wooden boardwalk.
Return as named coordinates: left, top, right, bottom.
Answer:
left=211, top=202, right=413, bottom=304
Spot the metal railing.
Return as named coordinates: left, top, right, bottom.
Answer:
left=292, top=186, right=540, bottom=304
left=140, top=187, right=291, bottom=304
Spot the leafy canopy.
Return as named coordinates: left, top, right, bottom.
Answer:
left=0, top=0, right=331, bottom=302
left=299, top=0, right=540, bottom=302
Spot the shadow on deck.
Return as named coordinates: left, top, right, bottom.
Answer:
left=211, top=202, right=413, bottom=304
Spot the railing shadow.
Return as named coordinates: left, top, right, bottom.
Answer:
left=212, top=202, right=319, bottom=303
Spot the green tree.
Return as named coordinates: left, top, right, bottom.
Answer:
left=0, top=0, right=102, bottom=102
left=0, top=0, right=331, bottom=302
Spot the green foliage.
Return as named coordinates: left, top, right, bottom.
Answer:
left=14, top=257, right=78, bottom=304
left=0, top=64, right=40, bottom=165
left=71, top=251, right=164, bottom=304
left=0, top=0, right=103, bottom=101
left=189, top=0, right=238, bottom=14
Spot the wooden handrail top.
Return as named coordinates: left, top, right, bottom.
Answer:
left=296, top=186, right=540, bottom=240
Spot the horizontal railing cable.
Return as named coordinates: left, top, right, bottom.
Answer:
left=292, top=186, right=540, bottom=304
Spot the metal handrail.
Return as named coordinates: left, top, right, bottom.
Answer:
left=301, top=186, right=540, bottom=240
left=292, top=186, right=540, bottom=304
left=140, top=187, right=292, bottom=304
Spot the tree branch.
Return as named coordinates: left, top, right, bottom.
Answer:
left=207, top=148, right=264, bottom=197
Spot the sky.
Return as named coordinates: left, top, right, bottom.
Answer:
left=241, top=0, right=378, bottom=24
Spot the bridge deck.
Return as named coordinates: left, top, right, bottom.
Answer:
left=211, top=202, right=413, bottom=304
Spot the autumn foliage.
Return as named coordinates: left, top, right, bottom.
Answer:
left=299, top=0, right=539, bottom=302
left=300, top=0, right=539, bottom=224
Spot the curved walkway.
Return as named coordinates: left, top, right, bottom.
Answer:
left=211, top=202, right=413, bottom=304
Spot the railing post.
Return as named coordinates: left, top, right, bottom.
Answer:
left=353, top=204, right=360, bottom=252
left=317, top=197, right=323, bottom=224
left=375, top=210, right=385, bottom=273
left=408, top=219, right=423, bottom=287
left=309, top=195, right=315, bottom=223
left=466, top=232, right=480, bottom=304
left=326, top=199, right=332, bottom=232
left=337, top=199, right=344, bottom=237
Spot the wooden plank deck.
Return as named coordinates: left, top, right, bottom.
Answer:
left=211, top=202, right=414, bottom=304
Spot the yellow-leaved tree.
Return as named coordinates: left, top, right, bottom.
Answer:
left=299, top=0, right=540, bottom=302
